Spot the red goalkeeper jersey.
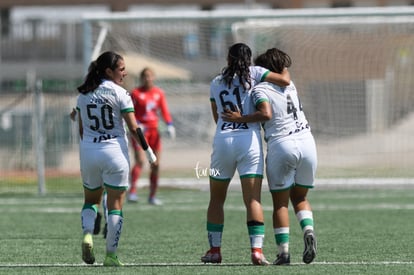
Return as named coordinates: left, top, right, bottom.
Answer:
left=130, top=85, right=173, bottom=129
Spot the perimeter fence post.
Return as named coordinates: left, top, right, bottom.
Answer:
left=29, top=71, right=46, bottom=195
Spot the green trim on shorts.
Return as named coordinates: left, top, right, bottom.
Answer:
left=209, top=176, right=231, bottom=181
left=83, top=185, right=103, bottom=191
left=269, top=186, right=292, bottom=193
left=104, top=183, right=128, bottom=191
left=295, top=183, right=314, bottom=189
left=269, top=182, right=314, bottom=193
left=240, top=174, right=263, bottom=179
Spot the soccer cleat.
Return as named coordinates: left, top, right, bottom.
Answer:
left=273, top=253, right=290, bottom=265
left=251, top=250, right=270, bottom=265
left=103, top=253, right=124, bottom=267
left=148, top=197, right=163, bottom=206
left=82, top=233, right=95, bottom=264
left=201, top=248, right=222, bottom=264
left=303, top=229, right=317, bottom=264
left=93, top=212, right=102, bottom=235
left=128, top=193, right=139, bottom=202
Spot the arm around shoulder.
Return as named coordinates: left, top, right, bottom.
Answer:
left=221, top=101, right=272, bottom=123
left=265, top=68, right=290, bottom=87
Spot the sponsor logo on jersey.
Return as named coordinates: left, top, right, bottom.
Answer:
left=93, top=134, right=118, bottom=143
left=221, top=122, right=249, bottom=131
left=288, top=123, right=310, bottom=135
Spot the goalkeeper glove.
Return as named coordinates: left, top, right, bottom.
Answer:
left=167, top=124, right=176, bottom=140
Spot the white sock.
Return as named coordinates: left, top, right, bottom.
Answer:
left=296, top=210, right=314, bottom=232
left=102, top=191, right=108, bottom=222
left=106, top=211, right=123, bottom=254
left=208, top=231, right=222, bottom=248
left=81, top=208, right=96, bottom=234
left=274, top=227, right=290, bottom=254
left=279, top=242, right=289, bottom=255
left=250, top=234, right=264, bottom=249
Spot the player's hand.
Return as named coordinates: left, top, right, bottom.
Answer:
left=69, top=108, right=77, bottom=122
left=221, top=108, right=242, bottom=122
left=167, top=125, right=176, bottom=140
left=137, top=122, right=145, bottom=133
left=145, top=147, right=157, bottom=164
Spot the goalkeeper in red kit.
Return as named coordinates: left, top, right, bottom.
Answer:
left=128, top=67, right=175, bottom=205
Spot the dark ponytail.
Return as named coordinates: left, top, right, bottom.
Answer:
left=77, top=51, right=123, bottom=94
left=222, top=43, right=252, bottom=90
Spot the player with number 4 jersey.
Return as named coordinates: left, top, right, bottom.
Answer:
left=222, top=48, right=317, bottom=266
left=252, top=81, right=311, bottom=142
left=202, top=43, right=290, bottom=266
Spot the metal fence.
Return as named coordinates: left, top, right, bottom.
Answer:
left=2, top=8, right=414, bottom=195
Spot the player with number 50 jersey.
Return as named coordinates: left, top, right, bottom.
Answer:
left=76, top=51, right=146, bottom=267
left=77, top=79, right=133, bottom=146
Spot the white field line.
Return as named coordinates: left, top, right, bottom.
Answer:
left=134, top=177, right=414, bottom=190
left=2, top=202, right=414, bottom=214
left=0, top=261, right=413, bottom=267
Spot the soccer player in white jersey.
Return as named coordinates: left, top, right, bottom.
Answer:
left=76, top=51, right=146, bottom=266
left=222, top=48, right=318, bottom=265
left=201, top=43, right=290, bottom=265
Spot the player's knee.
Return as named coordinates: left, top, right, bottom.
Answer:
left=290, top=194, right=307, bottom=206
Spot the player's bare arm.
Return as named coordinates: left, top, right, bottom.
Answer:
left=70, top=108, right=77, bottom=121
left=265, top=68, right=290, bottom=87
left=123, top=111, right=157, bottom=164
left=221, top=102, right=272, bottom=123
left=210, top=101, right=219, bottom=124
left=78, top=111, right=83, bottom=140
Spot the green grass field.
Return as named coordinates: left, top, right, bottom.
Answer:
left=0, top=184, right=413, bottom=274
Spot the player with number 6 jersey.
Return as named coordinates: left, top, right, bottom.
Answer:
left=210, top=66, right=266, bottom=135
left=202, top=43, right=290, bottom=265
left=221, top=47, right=318, bottom=266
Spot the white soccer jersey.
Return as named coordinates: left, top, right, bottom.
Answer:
left=76, top=79, right=134, bottom=189
left=210, top=66, right=270, bottom=136
left=252, top=81, right=317, bottom=190
left=252, top=81, right=310, bottom=142
left=209, top=66, right=269, bottom=180
left=76, top=79, right=134, bottom=146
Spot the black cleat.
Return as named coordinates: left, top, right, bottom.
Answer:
left=303, top=229, right=317, bottom=264
left=273, top=253, right=290, bottom=265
